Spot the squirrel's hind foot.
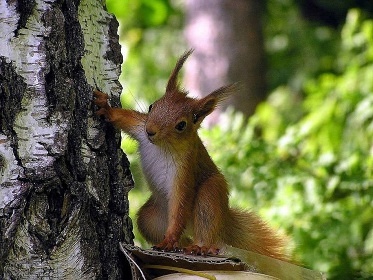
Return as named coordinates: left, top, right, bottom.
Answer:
left=183, top=244, right=220, bottom=256
left=152, top=238, right=220, bottom=256
left=152, top=235, right=181, bottom=253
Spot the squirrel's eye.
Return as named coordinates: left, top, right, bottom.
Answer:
left=175, top=121, right=187, bottom=132
left=148, top=104, right=153, bottom=112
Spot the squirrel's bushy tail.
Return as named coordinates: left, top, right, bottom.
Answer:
left=223, top=208, right=289, bottom=261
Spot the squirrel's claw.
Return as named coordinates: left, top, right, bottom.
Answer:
left=153, top=236, right=180, bottom=252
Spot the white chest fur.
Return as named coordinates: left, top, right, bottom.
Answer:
left=138, top=139, right=176, bottom=197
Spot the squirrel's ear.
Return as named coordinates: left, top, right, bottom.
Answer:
left=166, top=49, right=194, bottom=94
left=193, top=84, right=236, bottom=124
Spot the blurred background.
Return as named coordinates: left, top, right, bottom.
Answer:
left=105, top=0, right=373, bottom=278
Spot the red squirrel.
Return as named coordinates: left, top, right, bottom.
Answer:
left=93, top=50, right=288, bottom=260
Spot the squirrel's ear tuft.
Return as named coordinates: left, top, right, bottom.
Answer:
left=166, top=49, right=194, bottom=94
left=193, top=83, right=236, bottom=124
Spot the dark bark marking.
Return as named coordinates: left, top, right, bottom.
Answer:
left=0, top=57, right=26, bottom=136
left=106, top=17, right=123, bottom=66
left=43, top=7, right=75, bottom=115
left=62, top=0, right=84, bottom=68
left=14, top=0, right=36, bottom=36
left=0, top=57, right=27, bottom=170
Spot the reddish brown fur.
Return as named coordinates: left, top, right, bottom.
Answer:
left=93, top=50, right=289, bottom=261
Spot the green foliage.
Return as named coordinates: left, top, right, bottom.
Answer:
left=106, top=0, right=176, bottom=29
left=204, top=10, right=373, bottom=279
left=265, top=0, right=340, bottom=91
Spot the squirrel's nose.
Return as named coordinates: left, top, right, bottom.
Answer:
left=146, top=129, right=156, bottom=137
left=146, top=126, right=157, bottom=138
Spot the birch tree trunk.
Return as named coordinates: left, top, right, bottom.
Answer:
left=0, top=0, right=134, bottom=279
left=184, top=0, right=266, bottom=120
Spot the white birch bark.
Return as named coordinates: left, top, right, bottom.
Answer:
left=0, top=0, right=133, bottom=279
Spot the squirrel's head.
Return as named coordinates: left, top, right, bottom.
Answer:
left=145, top=49, right=235, bottom=148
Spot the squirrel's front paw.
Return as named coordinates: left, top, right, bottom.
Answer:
left=93, top=90, right=112, bottom=120
left=93, top=90, right=110, bottom=109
